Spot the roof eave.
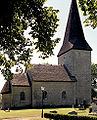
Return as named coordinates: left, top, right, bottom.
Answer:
left=1, top=91, right=11, bottom=94
left=32, top=80, right=77, bottom=82
left=12, top=85, right=30, bottom=87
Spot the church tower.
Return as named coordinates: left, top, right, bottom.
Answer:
left=58, top=0, right=92, bottom=105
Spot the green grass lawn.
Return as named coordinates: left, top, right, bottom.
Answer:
left=0, top=108, right=90, bottom=120
left=0, top=109, right=44, bottom=119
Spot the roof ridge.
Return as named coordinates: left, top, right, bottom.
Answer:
left=33, top=64, right=63, bottom=66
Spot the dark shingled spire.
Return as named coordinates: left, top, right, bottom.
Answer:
left=58, top=0, right=92, bottom=57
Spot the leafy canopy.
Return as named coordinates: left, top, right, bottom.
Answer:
left=91, top=63, right=97, bottom=98
left=91, top=63, right=97, bottom=86
left=0, top=0, right=60, bottom=80
left=78, top=0, right=97, bottom=29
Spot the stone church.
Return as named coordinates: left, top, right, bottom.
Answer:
left=1, top=0, right=92, bottom=109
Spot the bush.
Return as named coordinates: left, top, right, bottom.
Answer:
left=89, top=106, right=92, bottom=113
left=44, top=113, right=97, bottom=120
left=79, top=108, right=86, bottom=110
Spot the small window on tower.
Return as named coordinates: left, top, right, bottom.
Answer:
left=62, top=91, right=66, bottom=99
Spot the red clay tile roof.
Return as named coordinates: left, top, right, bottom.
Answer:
left=1, top=64, right=77, bottom=94
left=29, top=64, right=76, bottom=82
left=1, top=73, right=30, bottom=94
left=12, top=73, right=30, bottom=86
left=57, top=0, right=92, bottom=57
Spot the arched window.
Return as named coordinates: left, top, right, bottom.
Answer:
left=43, top=91, right=47, bottom=100
left=62, top=91, right=66, bottom=99
left=20, top=92, right=25, bottom=100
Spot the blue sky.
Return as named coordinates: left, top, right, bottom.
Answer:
left=0, top=0, right=97, bottom=91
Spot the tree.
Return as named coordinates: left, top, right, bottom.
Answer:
left=91, top=63, right=97, bottom=98
left=0, top=0, right=60, bottom=80
left=78, top=0, right=97, bottom=29
left=91, top=63, right=97, bottom=87
left=91, top=88, right=97, bottom=99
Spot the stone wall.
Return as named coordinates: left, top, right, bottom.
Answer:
left=58, top=49, right=91, bottom=105
left=11, top=86, right=31, bottom=108
left=32, top=81, right=76, bottom=107
left=2, top=94, right=11, bottom=109
left=2, top=86, right=31, bottom=109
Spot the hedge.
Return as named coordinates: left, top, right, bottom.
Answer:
left=44, top=113, right=97, bottom=120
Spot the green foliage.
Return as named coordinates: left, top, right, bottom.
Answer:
left=78, top=0, right=97, bottom=29
left=91, top=64, right=97, bottom=98
left=89, top=106, right=92, bottom=113
left=91, top=64, right=97, bottom=85
left=0, top=0, right=60, bottom=80
left=44, top=113, right=97, bottom=120
left=91, top=88, right=97, bottom=98
left=79, top=108, right=86, bottom=110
